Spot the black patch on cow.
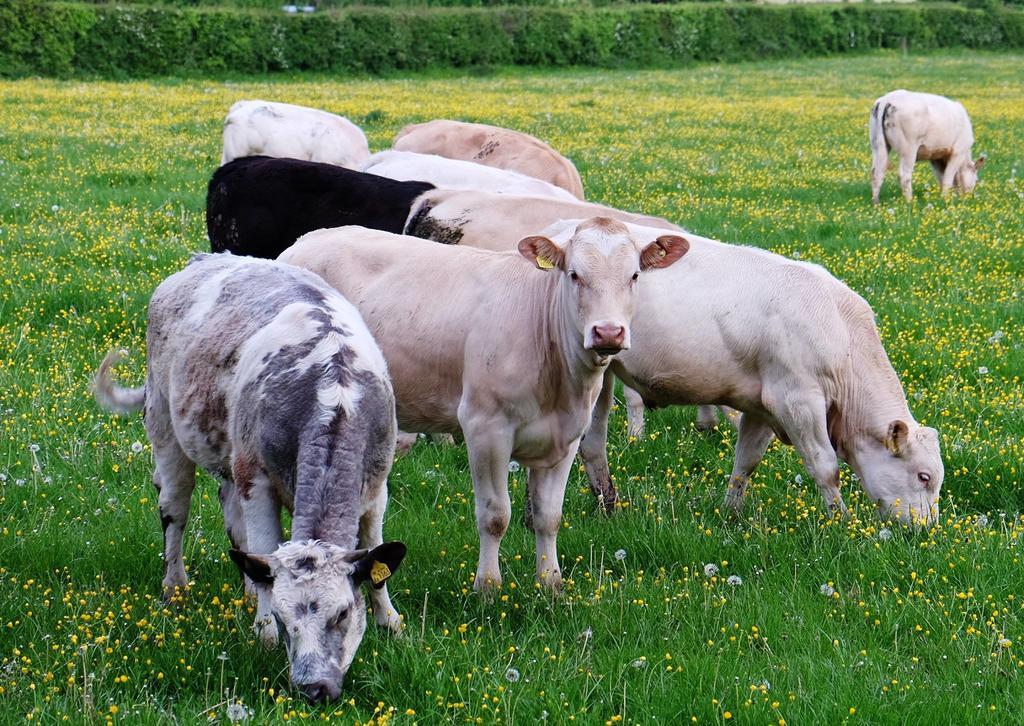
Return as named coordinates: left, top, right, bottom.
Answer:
left=473, top=140, right=500, bottom=160
left=403, top=201, right=464, bottom=246
left=206, top=156, right=435, bottom=259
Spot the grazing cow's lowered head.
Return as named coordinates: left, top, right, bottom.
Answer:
left=846, top=420, right=944, bottom=525
left=955, top=155, right=986, bottom=194
left=231, top=540, right=406, bottom=703
left=518, top=217, right=689, bottom=361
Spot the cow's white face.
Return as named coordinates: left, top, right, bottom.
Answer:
left=232, top=540, right=405, bottom=703
left=518, top=217, right=688, bottom=363
left=852, top=421, right=943, bottom=525
left=955, top=155, right=985, bottom=193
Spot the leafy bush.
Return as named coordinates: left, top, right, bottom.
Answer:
left=2, top=0, right=1022, bottom=78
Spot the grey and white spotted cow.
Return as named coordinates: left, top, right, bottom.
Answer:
left=870, top=90, right=985, bottom=204
left=280, top=220, right=688, bottom=593
left=94, top=253, right=405, bottom=703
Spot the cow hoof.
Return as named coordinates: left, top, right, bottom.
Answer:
left=595, top=489, right=618, bottom=515
left=473, top=575, right=503, bottom=599
left=375, top=609, right=404, bottom=635
left=161, top=581, right=188, bottom=605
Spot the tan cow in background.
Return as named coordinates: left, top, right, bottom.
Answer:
left=393, top=119, right=586, bottom=200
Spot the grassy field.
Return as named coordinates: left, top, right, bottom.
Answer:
left=1, top=51, right=1023, bottom=724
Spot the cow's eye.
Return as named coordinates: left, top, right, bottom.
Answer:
left=569, top=271, right=579, bottom=283
left=331, top=609, right=349, bottom=628
left=631, top=271, right=639, bottom=281
left=918, top=472, right=931, bottom=485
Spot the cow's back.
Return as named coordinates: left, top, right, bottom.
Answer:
left=876, top=90, right=973, bottom=154
left=393, top=120, right=585, bottom=199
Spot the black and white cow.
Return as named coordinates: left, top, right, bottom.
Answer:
left=206, top=156, right=435, bottom=259
left=94, top=253, right=406, bottom=703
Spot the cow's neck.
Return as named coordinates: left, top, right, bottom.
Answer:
left=289, top=424, right=361, bottom=549
left=829, top=319, right=913, bottom=458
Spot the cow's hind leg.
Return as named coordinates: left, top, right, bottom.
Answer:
left=624, top=385, right=646, bottom=439
left=871, top=149, right=888, bottom=205
left=577, top=368, right=618, bottom=513
left=696, top=405, right=719, bottom=432
left=359, top=485, right=402, bottom=633
left=527, top=443, right=579, bottom=592
left=724, top=414, right=775, bottom=513
left=898, top=153, right=916, bottom=202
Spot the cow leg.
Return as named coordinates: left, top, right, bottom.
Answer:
left=773, top=393, right=846, bottom=517
left=898, top=154, right=915, bottom=202
left=527, top=442, right=579, bottom=592
left=696, top=405, right=719, bottom=432
left=719, top=405, right=742, bottom=429
left=577, top=368, right=618, bottom=513
left=623, top=385, right=646, bottom=439
left=359, top=486, right=402, bottom=634
left=394, top=431, right=417, bottom=457
left=724, top=414, right=775, bottom=513
left=870, top=150, right=888, bottom=205
left=234, top=461, right=283, bottom=647
left=461, top=419, right=514, bottom=592
left=939, top=158, right=959, bottom=195
left=218, top=479, right=255, bottom=597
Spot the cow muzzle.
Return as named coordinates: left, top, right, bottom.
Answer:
left=297, top=679, right=342, bottom=704
left=587, top=323, right=628, bottom=356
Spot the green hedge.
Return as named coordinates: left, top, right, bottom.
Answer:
left=2, top=1, right=1023, bottom=77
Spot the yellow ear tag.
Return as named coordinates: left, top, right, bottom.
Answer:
left=536, top=256, right=554, bottom=270
left=370, top=561, right=391, bottom=585
left=658, top=248, right=667, bottom=258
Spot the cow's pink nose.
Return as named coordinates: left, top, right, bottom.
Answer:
left=591, top=324, right=625, bottom=352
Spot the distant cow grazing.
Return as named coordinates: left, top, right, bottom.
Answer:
left=279, top=221, right=688, bottom=592
left=532, top=220, right=945, bottom=524
left=206, top=156, right=434, bottom=259
left=870, top=90, right=985, bottom=204
left=221, top=100, right=371, bottom=170
left=94, top=254, right=406, bottom=703
left=393, top=119, right=586, bottom=200
left=363, top=150, right=579, bottom=201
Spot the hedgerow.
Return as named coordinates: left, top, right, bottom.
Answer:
left=2, top=1, right=1023, bottom=77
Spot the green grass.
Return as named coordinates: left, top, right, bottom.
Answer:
left=0, top=51, right=1022, bottom=724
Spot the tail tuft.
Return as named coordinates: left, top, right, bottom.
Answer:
left=94, top=350, right=146, bottom=414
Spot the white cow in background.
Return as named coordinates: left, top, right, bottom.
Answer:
left=221, top=100, right=370, bottom=169
left=364, top=150, right=578, bottom=201
left=870, top=90, right=985, bottom=204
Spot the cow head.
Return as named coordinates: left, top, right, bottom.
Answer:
left=230, top=540, right=406, bottom=703
left=518, top=217, right=688, bottom=363
left=955, top=154, right=986, bottom=193
left=849, top=420, right=943, bottom=525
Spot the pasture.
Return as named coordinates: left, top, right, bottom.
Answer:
left=1, top=51, right=1023, bottom=723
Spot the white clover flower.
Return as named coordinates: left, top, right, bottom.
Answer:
left=505, top=667, right=520, bottom=683
left=508, top=461, right=521, bottom=473
left=131, top=441, right=145, bottom=454
left=703, top=563, right=719, bottom=577
left=978, top=366, right=989, bottom=375
left=794, top=474, right=803, bottom=485
left=51, top=204, right=60, bottom=212
left=975, top=514, right=989, bottom=529
left=987, top=330, right=1005, bottom=344
left=28, top=443, right=40, bottom=453
left=820, top=583, right=836, bottom=597
left=878, top=528, right=893, bottom=542
left=998, top=638, right=1012, bottom=649
left=579, top=627, right=593, bottom=641
left=726, top=575, right=743, bottom=586
left=614, top=549, right=627, bottom=561
left=631, top=658, right=647, bottom=668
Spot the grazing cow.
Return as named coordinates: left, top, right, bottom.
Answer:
left=206, top=156, right=434, bottom=259
left=538, top=220, right=944, bottom=524
left=279, top=221, right=688, bottom=591
left=363, top=150, right=579, bottom=201
left=393, top=119, right=586, bottom=200
left=870, top=90, right=985, bottom=204
left=221, top=100, right=371, bottom=170
left=94, top=254, right=406, bottom=702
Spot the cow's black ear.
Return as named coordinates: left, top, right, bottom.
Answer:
left=230, top=549, right=275, bottom=585
left=352, top=542, right=407, bottom=589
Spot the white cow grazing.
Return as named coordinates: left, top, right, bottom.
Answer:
left=279, top=220, right=688, bottom=591
left=94, top=254, right=405, bottom=703
left=363, top=150, right=579, bottom=201
left=530, top=220, right=944, bottom=524
left=393, top=119, right=586, bottom=199
left=870, top=90, right=985, bottom=204
left=221, top=100, right=371, bottom=170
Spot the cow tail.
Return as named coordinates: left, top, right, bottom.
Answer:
left=94, top=349, right=146, bottom=415
left=870, top=101, right=891, bottom=156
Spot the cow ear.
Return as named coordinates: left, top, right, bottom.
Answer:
left=885, top=420, right=909, bottom=456
left=518, top=236, right=565, bottom=271
left=640, top=235, right=689, bottom=270
left=230, top=549, right=275, bottom=585
left=974, top=154, right=986, bottom=169
left=352, top=541, right=407, bottom=590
